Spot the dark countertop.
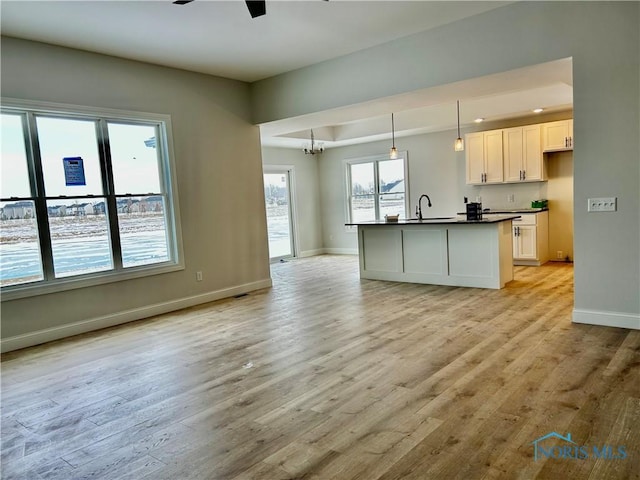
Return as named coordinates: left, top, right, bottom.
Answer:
left=346, top=214, right=521, bottom=226
left=456, top=207, right=548, bottom=214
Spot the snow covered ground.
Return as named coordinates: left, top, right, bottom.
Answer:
left=0, top=213, right=168, bottom=286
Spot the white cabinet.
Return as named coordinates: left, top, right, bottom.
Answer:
left=513, top=225, right=537, bottom=260
left=512, top=211, right=549, bottom=266
left=504, top=125, right=546, bottom=182
left=465, top=129, right=504, bottom=185
left=543, top=120, right=573, bottom=152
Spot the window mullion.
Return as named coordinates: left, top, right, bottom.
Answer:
left=346, top=164, right=353, bottom=223
left=25, top=113, right=55, bottom=281
left=96, top=120, right=123, bottom=270
left=373, top=161, right=381, bottom=221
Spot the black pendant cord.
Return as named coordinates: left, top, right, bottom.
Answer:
left=392, top=113, right=395, bottom=149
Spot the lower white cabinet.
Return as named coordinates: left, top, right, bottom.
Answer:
left=512, top=211, right=549, bottom=266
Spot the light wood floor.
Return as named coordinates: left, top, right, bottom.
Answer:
left=1, top=255, right=638, bottom=480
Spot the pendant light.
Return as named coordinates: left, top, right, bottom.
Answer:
left=303, top=129, right=324, bottom=155
left=390, top=113, right=398, bottom=159
left=454, top=100, right=464, bottom=152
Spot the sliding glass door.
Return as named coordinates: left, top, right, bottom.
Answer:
left=263, top=169, right=296, bottom=261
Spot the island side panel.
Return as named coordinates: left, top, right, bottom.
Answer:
left=358, top=226, right=403, bottom=276
left=499, top=220, right=515, bottom=286
left=401, top=227, right=449, bottom=284
left=448, top=224, right=501, bottom=288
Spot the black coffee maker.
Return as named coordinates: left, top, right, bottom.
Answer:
left=464, top=198, right=483, bottom=221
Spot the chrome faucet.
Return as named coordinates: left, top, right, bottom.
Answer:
left=416, top=194, right=432, bottom=220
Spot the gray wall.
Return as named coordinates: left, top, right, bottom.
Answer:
left=1, top=37, right=271, bottom=347
left=253, top=1, right=640, bottom=326
left=319, top=113, right=571, bottom=255
left=261, top=147, right=323, bottom=257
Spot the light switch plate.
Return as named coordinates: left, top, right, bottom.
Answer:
left=588, top=197, right=617, bottom=212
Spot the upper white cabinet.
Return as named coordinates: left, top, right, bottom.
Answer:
left=465, top=129, right=504, bottom=185
left=542, top=120, right=573, bottom=152
left=503, top=125, right=546, bottom=182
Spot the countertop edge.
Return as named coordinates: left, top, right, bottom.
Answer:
left=346, top=214, right=521, bottom=226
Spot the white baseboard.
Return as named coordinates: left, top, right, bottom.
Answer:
left=298, top=249, right=325, bottom=258
left=324, top=248, right=359, bottom=255
left=1, top=278, right=273, bottom=353
left=573, top=308, right=640, bottom=330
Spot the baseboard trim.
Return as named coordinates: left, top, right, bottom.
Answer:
left=299, top=249, right=325, bottom=258
left=573, top=308, right=640, bottom=330
left=324, top=248, right=358, bottom=255
left=1, top=278, right=273, bottom=353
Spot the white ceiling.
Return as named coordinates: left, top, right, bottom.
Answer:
left=1, top=1, right=573, bottom=149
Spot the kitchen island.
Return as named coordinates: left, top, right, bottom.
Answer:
left=346, top=215, right=520, bottom=289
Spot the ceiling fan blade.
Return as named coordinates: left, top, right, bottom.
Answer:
left=173, top=0, right=194, bottom=4
left=245, top=0, right=266, bottom=18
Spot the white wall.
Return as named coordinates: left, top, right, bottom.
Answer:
left=261, top=147, right=323, bottom=257
left=252, top=2, right=640, bottom=329
left=1, top=37, right=272, bottom=350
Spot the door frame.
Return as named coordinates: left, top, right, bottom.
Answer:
left=263, top=165, right=299, bottom=262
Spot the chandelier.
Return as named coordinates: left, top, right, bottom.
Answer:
left=303, top=129, right=324, bottom=155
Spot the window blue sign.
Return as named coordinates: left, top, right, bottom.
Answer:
left=63, top=157, right=86, bottom=186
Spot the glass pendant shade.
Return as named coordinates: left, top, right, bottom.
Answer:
left=390, top=113, right=397, bottom=159
left=454, top=100, right=464, bottom=152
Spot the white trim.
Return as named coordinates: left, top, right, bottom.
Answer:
left=1, top=97, right=173, bottom=123
left=343, top=151, right=409, bottom=224
left=1, top=278, right=273, bottom=353
left=0, top=97, right=185, bottom=300
left=263, top=165, right=298, bottom=259
left=299, top=249, right=325, bottom=258
left=1, top=263, right=185, bottom=301
left=324, top=248, right=359, bottom=255
left=573, top=309, right=640, bottom=330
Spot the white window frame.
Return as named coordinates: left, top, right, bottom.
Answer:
left=263, top=164, right=299, bottom=262
left=344, top=151, right=409, bottom=229
left=0, top=98, right=184, bottom=301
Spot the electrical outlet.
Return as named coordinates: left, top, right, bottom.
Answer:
left=196, top=271, right=203, bottom=281
left=507, top=194, right=515, bottom=203
left=557, top=250, right=563, bottom=259
left=588, top=197, right=617, bottom=212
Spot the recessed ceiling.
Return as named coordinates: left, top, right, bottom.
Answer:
left=1, top=1, right=572, bottom=149
left=261, top=58, right=573, bottom=149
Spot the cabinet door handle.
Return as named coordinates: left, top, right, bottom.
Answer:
left=522, top=170, right=526, bottom=180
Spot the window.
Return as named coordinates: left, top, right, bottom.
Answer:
left=0, top=101, right=183, bottom=298
left=346, top=152, right=409, bottom=223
